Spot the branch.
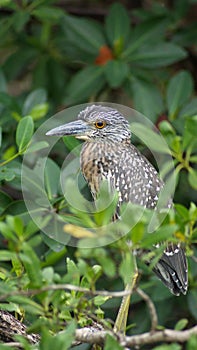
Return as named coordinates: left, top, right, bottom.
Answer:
left=0, top=283, right=132, bottom=301
left=74, top=325, right=197, bottom=347
left=125, top=326, right=197, bottom=346
left=1, top=310, right=197, bottom=348
left=136, top=288, right=158, bottom=331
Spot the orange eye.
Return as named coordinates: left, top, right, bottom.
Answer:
left=95, top=121, right=106, bottom=129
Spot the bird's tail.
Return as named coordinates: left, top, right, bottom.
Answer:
left=152, top=244, right=188, bottom=296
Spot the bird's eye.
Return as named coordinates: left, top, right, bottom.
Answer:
left=95, top=121, right=106, bottom=129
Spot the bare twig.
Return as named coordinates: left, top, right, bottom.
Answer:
left=125, top=326, right=197, bottom=346
left=0, top=284, right=132, bottom=301
left=74, top=325, right=197, bottom=347
left=136, top=288, right=158, bottom=331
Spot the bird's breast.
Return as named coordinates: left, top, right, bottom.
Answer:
left=80, top=142, right=115, bottom=197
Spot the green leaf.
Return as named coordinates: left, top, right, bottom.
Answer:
left=104, top=334, right=125, bottom=350
left=29, top=103, right=49, bottom=120
left=123, top=18, right=168, bottom=58
left=128, top=77, right=164, bottom=122
left=187, top=335, right=197, bottom=350
left=3, top=47, right=36, bottom=80
left=93, top=295, right=110, bottom=306
left=62, top=15, right=105, bottom=55
left=0, top=250, right=17, bottom=261
left=0, top=167, right=16, bottom=182
left=44, top=158, right=61, bottom=200
left=9, top=295, right=44, bottom=315
left=141, top=224, right=177, bottom=248
left=20, top=243, right=42, bottom=288
left=32, top=6, right=64, bottom=22
left=130, top=123, right=170, bottom=154
left=104, top=60, right=129, bottom=88
left=188, top=168, right=197, bottom=190
left=179, top=97, right=197, bottom=118
left=185, top=115, right=197, bottom=136
left=22, top=88, right=47, bottom=116
left=98, top=255, right=116, bottom=278
left=66, top=258, right=80, bottom=286
left=175, top=318, right=188, bottom=330
left=26, top=141, right=49, bottom=153
left=12, top=10, right=30, bottom=32
left=63, top=136, right=81, bottom=154
left=174, top=204, right=189, bottom=220
left=105, top=3, right=130, bottom=51
left=6, top=215, right=24, bottom=237
left=128, top=43, right=187, bottom=68
left=16, top=116, right=34, bottom=152
left=159, top=121, right=176, bottom=135
left=119, top=252, right=136, bottom=285
left=64, top=66, right=105, bottom=104
left=167, top=71, right=194, bottom=119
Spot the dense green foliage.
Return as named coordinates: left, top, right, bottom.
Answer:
left=0, top=1, right=197, bottom=349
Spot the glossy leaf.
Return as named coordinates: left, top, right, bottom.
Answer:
left=64, top=66, right=105, bottom=104
left=119, top=252, right=136, bottom=285
left=104, top=60, right=129, bottom=88
left=185, top=115, right=197, bottom=136
left=179, top=97, right=197, bottom=118
left=0, top=167, right=16, bottom=182
left=20, top=243, right=42, bottom=288
left=167, top=71, right=194, bottom=119
left=130, top=123, right=170, bottom=154
left=141, top=224, right=177, bottom=248
left=22, top=88, right=47, bottom=116
left=32, top=6, right=64, bottom=22
left=62, top=15, right=105, bottom=55
left=105, top=3, right=130, bottom=50
left=175, top=318, right=188, bottom=330
left=123, top=18, right=168, bottom=58
left=44, top=158, right=61, bottom=200
left=188, top=168, right=197, bottom=190
left=16, top=116, right=34, bottom=152
left=12, top=10, right=30, bottom=32
left=128, top=43, right=187, bottom=68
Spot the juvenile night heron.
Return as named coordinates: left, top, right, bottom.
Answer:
left=46, top=105, right=188, bottom=331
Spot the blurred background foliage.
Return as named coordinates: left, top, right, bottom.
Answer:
left=0, top=0, right=197, bottom=349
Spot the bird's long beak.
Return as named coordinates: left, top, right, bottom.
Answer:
left=46, top=120, right=90, bottom=139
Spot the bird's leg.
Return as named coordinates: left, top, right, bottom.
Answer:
left=114, top=254, right=138, bottom=334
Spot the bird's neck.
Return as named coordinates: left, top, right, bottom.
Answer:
left=80, top=139, right=130, bottom=197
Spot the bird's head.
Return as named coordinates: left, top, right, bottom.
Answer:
left=46, top=105, right=131, bottom=142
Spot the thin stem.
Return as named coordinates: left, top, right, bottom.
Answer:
left=136, top=288, right=158, bottom=331
left=114, top=255, right=138, bottom=334
left=0, top=152, right=21, bottom=167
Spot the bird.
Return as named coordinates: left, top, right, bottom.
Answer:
left=46, top=105, right=188, bottom=329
